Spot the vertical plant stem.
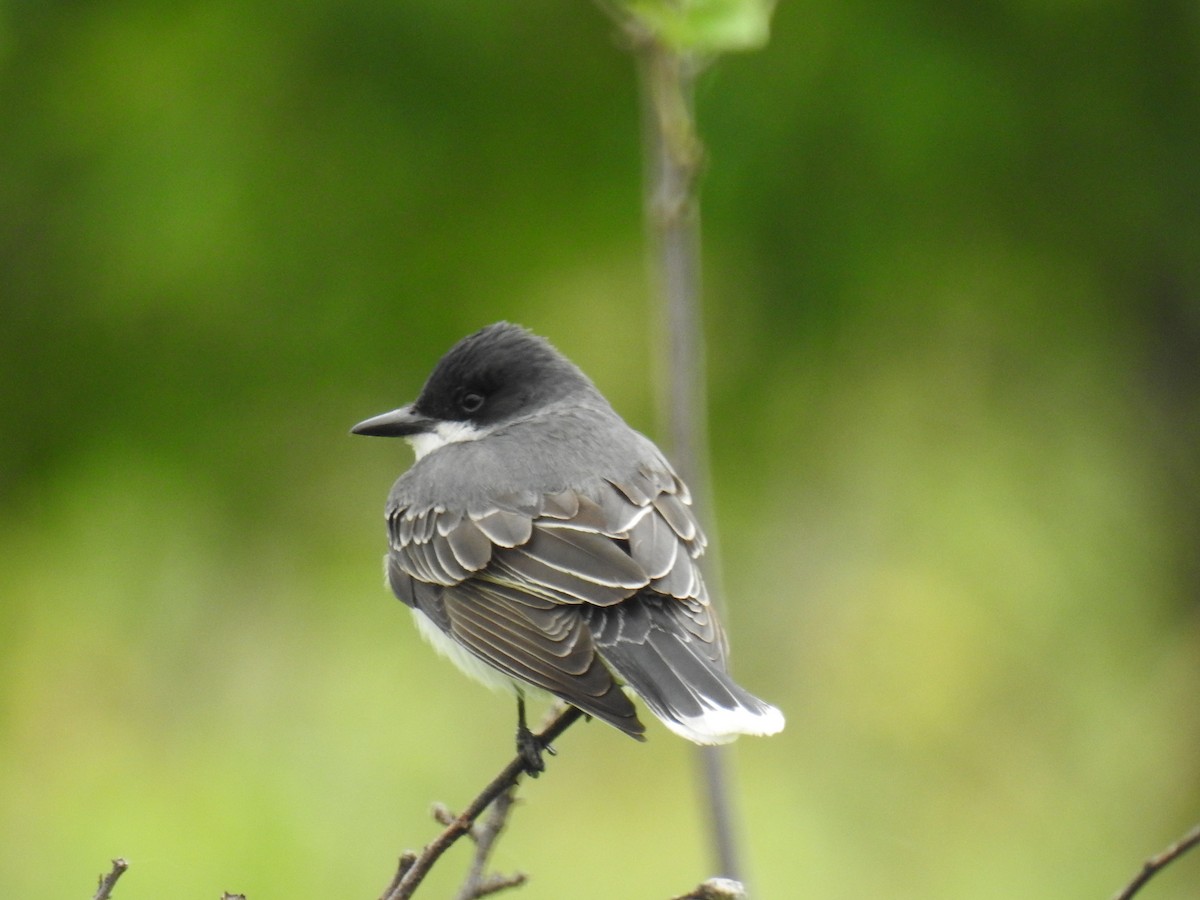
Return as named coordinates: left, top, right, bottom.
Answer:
left=638, top=44, right=706, bottom=480
left=635, top=35, right=744, bottom=883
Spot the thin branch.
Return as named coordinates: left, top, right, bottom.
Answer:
left=92, top=858, right=129, bottom=900
left=1111, top=822, right=1200, bottom=900
left=452, top=787, right=527, bottom=900
left=379, top=705, right=584, bottom=900
left=380, top=852, right=418, bottom=900
left=462, top=873, right=528, bottom=899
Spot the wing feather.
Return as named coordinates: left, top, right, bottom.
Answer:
left=444, top=516, right=493, bottom=570
left=396, top=510, right=415, bottom=546
left=431, top=532, right=471, bottom=583
left=652, top=492, right=697, bottom=542
left=628, top=509, right=679, bottom=579
left=442, top=582, right=644, bottom=734
left=411, top=537, right=450, bottom=585
left=540, top=492, right=611, bottom=534
left=540, top=489, right=580, bottom=520
left=607, top=471, right=655, bottom=506
left=471, top=508, right=534, bottom=547
left=654, top=545, right=698, bottom=598
left=435, top=507, right=465, bottom=536
left=596, top=483, right=652, bottom=533
left=491, top=552, right=632, bottom=606
left=518, top=525, right=648, bottom=589
left=415, top=507, right=438, bottom=542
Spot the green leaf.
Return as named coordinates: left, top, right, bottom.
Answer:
left=618, top=0, right=776, bottom=54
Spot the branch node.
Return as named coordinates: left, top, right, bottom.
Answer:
left=379, top=706, right=585, bottom=900
left=92, top=858, right=129, bottom=900
left=1112, top=823, right=1200, bottom=900
left=471, top=870, right=529, bottom=898
left=378, top=851, right=419, bottom=900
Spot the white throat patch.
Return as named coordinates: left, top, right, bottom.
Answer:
left=407, top=420, right=485, bottom=461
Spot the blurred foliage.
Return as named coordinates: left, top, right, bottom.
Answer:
left=1, top=0, right=1198, bottom=898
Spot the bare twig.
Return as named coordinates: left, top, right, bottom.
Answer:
left=378, top=705, right=584, bottom=900
left=453, top=786, right=527, bottom=900
left=1111, top=822, right=1200, bottom=900
left=92, top=858, right=129, bottom=900
left=462, top=872, right=528, bottom=899
left=380, top=853, right=418, bottom=900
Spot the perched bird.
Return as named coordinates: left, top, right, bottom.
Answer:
left=352, top=323, right=783, bottom=763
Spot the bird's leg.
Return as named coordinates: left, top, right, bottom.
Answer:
left=515, top=694, right=548, bottom=776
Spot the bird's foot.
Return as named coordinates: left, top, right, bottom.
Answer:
left=516, top=721, right=547, bottom=777
left=514, top=695, right=560, bottom=777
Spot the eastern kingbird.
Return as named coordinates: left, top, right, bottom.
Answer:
left=352, top=322, right=784, bottom=758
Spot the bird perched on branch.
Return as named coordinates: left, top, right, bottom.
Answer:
left=353, top=322, right=783, bottom=768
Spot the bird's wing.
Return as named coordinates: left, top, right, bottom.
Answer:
left=384, top=464, right=721, bottom=738
left=386, top=463, right=707, bottom=602
left=441, top=578, right=645, bottom=737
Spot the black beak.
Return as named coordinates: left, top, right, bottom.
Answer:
left=350, top=404, right=434, bottom=437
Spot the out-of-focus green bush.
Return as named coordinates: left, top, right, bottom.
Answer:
left=1, top=1, right=1197, bottom=897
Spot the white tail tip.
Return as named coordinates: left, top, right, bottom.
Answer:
left=658, top=702, right=786, bottom=745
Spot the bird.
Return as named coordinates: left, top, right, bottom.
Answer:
left=352, top=322, right=784, bottom=766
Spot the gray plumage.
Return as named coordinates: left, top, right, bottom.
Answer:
left=354, top=322, right=784, bottom=744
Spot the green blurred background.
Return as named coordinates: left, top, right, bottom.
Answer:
left=2, top=1, right=1198, bottom=897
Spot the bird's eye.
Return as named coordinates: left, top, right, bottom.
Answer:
left=460, top=391, right=485, bottom=414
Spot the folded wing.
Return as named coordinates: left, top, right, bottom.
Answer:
left=384, top=465, right=781, bottom=742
